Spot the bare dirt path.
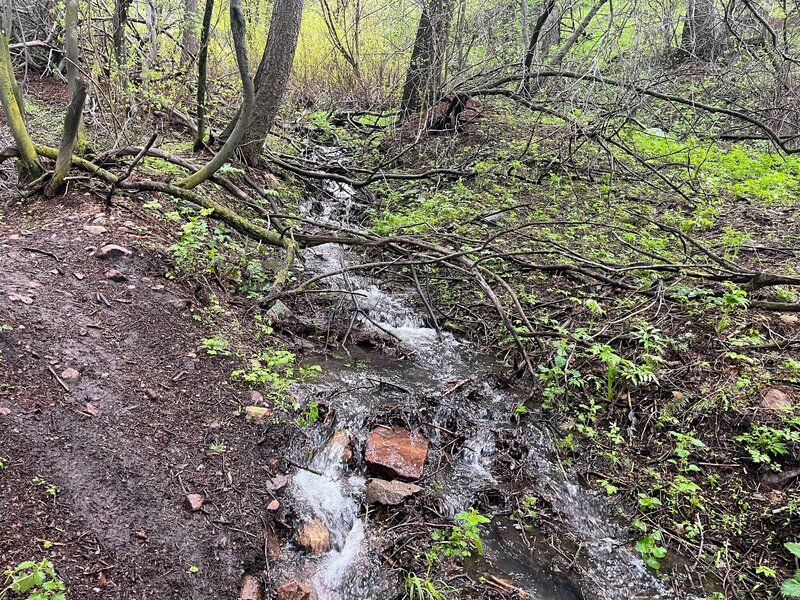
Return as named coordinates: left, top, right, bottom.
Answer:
left=0, top=198, right=283, bottom=599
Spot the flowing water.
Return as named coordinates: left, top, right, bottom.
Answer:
left=276, top=170, right=698, bottom=599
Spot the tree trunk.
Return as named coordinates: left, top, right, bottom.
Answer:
left=399, top=0, right=454, bottom=122
left=680, top=0, right=723, bottom=60
left=145, top=0, right=158, bottom=67
left=45, top=79, right=86, bottom=196
left=239, top=0, right=304, bottom=166
left=0, top=10, right=42, bottom=183
left=112, top=0, right=132, bottom=64
left=181, top=0, right=199, bottom=64
left=63, top=0, right=85, bottom=151
left=193, top=0, right=214, bottom=151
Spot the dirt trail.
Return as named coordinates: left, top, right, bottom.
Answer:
left=0, top=199, right=282, bottom=598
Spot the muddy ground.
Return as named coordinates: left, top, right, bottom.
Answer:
left=0, top=196, right=301, bottom=598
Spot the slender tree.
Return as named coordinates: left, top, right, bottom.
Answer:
left=193, top=0, right=214, bottom=150
left=178, top=0, right=253, bottom=189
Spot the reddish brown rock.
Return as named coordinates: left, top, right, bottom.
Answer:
left=366, top=479, right=422, bottom=505
left=244, top=405, right=271, bottom=423
left=276, top=581, right=311, bottom=600
left=95, top=244, right=132, bottom=259
left=266, top=499, right=280, bottom=511
left=328, top=430, right=353, bottom=462
left=82, top=225, right=108, bottom=235
left=105, top=269, right=127, bottom=282
left=761, top=388, right=792, bottom=411
left=239, top=574, right=262, bottom=600
left=184, top=493, right=205, bottom=512
left=365, top=426, right=428, bottom=480
left=61, top=367, right=81, bottom=383
left=295, top=518, right=330, bottom=555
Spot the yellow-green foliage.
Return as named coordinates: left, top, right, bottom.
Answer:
left=293, top=0, right=418, bottom=103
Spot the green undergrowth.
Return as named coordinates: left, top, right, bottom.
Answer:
left=360, top=106, right=800, bottom=599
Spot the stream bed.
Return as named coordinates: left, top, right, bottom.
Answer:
left=270, top=172, right=697, bottom=599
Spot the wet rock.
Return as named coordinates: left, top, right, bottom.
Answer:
left=244, top=406, right=271, bottom=423
left=295, top=518, right=331, bottom=555
left=328, top=429, right=353, bottom=462
left=239, top=574, right=261, bottom=600
left=61, top=367, right=81, bottom=383
left=95, top=244, right=132, bottom=259
left=760, top=388, right=792, bottom=411
left=266, top=299, right=292, bottom=321
left=763, top=467, right=800, bottom=490
left=105, top=269, right=127, bottom=282
left=82, top=225, right=108, bottom=235
left=366, top=479, right=422, bottom=505
left=365, top=426, right=429, bottom=480
left=264, top=524, right=281, bottom=560
left=276, top=581, right=312, bottom=600
left=184, top=493, right=205, bottom=512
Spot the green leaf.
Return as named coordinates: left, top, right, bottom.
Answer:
left=781, top=578, right=800, bottom=597
left=786, top=542, right=800, bottom=559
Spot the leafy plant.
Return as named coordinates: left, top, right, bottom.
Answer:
left=1, top=559, right=66, bottom=599
left=31, top=476, right=58, bottom=498
left=781, top=542, right=800, bottom=597
left=431, top=508, right=491, bottom=559
left=635, top=531, right=667, bottom=570
left=199, top=335, right=231, bottom=356
left=231, top=349, right=321, bottom=405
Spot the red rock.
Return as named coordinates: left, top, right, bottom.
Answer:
left=239, top=574, right=262, bottom=600
left=365, top=427, right=428, bottom=480
left=761, top=388, right=792, bottom=411
left=366, top=479, right=422, bottom=505
left=184, top=493, right=205, bottom=512
left=276, top=581, right=311, bottom=600
left=295, top=519, right=330, bottom=554
left=95, top=244, right=132, bottom=259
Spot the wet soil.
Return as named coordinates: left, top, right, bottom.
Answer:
left=0, top=197, right=292, bottom=598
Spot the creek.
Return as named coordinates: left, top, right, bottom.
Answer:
left=273, top=164, right=695, bottom=600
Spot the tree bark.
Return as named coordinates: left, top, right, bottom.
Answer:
left=45, top=79, right=86, bottom=196
left=63, top=0, right=85, bottom=151
left=0, top=8, right=42, bottom=183
left=399, top=0, right=454, bottom=122
left=239, top=0, right=304, bottom=166
left=181, top=0, right=199, bottom=64
left=178, top=0, right=253, bottom=189
left=193, top=0, right=214, bottom=151
left=112, top=0, right=132, bottom=64
left=680, top=0, right=724, bottom=60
